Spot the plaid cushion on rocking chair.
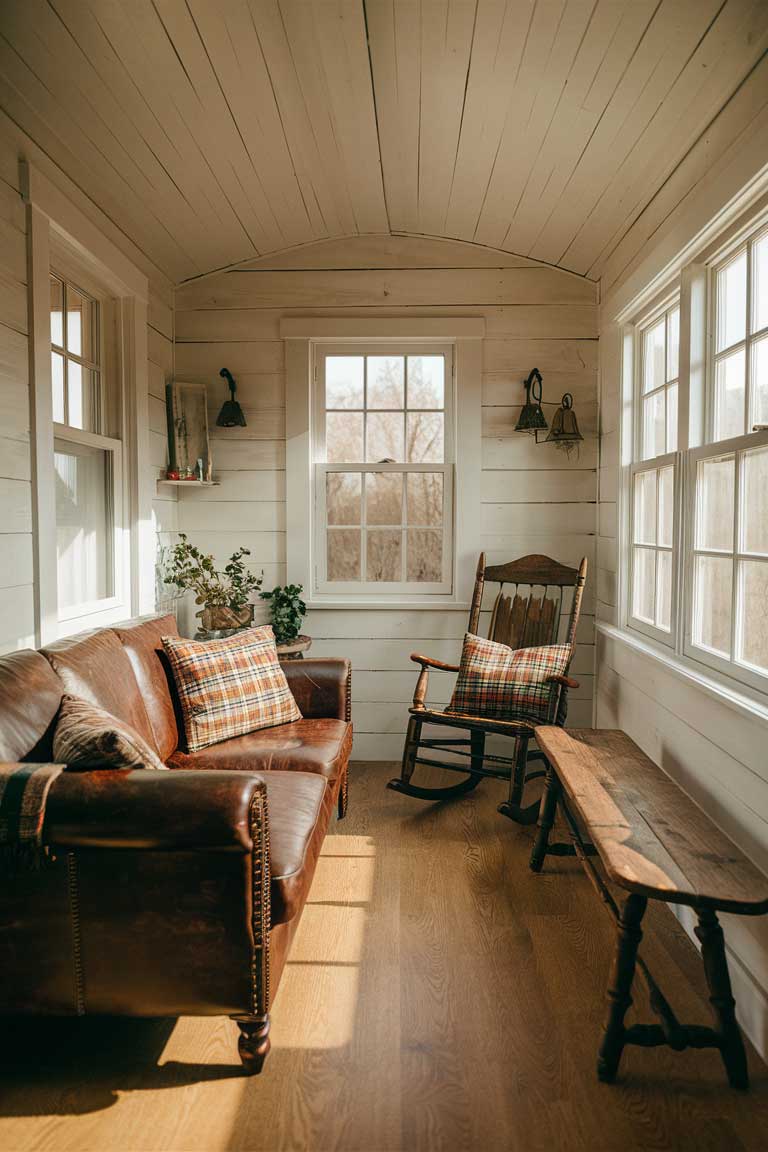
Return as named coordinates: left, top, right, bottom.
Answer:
left=446, top=632, right=571, bottom=725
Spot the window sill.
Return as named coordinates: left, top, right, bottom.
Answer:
left=596, top=621, right=768, bottom=726
left=305, top=600, right=471, bottom=612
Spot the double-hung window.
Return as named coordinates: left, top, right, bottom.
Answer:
left=49, top=271, right=123, bottom=623
left=625, top=213, right=768, bottom=695
left=629, top=299, right=680, bottom=642
left=314, top=345, right=454, bottom=596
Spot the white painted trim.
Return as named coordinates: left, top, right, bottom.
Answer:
left=279, top=316, right=485, bottom=340
left=285, top=338, right=313, bottom=594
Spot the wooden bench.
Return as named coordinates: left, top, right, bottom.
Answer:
left=530, top=727, right=768, bottom=1090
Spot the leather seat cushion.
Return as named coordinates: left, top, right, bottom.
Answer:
left=261, top=770, right=331, bottom=924
left=167, top=718, right=352, bottom=781
left=42, top=630, right=159, bottom=755
left=112, top=615, right=183, bottom=761
left=0, top=650, right=64, bottom=761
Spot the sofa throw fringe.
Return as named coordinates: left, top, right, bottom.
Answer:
left=0, top=763, right=64, bottom=873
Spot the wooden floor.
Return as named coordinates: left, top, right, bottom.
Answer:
left=2, top=761, right=767, bottom=1152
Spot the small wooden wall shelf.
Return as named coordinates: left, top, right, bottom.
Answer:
left=157, top=479, right=220, bottom=487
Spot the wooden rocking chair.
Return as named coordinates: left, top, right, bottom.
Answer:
left=387, top=553, right=588, bottom=824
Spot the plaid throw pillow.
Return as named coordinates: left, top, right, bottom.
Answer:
left=446, top=633, right=571, bottom=725
left=162, top=626, right=302, bottom=753
left=53, top=694, right=168, bottom=771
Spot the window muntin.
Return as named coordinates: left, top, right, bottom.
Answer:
left=50, top=270, right=121, bottom=621
left=711, top=228, right=768, bottom=441
left=314, top=347, right=454, bottom=596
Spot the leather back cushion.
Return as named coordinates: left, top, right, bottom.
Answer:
left=42, top=630, right=159, bottom=755
left=0, top=650, right=64, bottom=760
left=112, top=615, right=182, bottom=761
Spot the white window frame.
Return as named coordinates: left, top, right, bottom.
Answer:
left=282, top=317, right=483, bottom=610
left=619, top=198, right=768, bottom=702
left=23, top=162, right=152, bottom=644
left=313, top=342, right=454, bottom=597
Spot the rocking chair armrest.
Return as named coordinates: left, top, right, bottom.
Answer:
left=410, top=653, right=460, bottom=673
left=546, top=674, right=580, bottom=689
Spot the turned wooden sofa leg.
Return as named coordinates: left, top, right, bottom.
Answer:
left=236, top=1015, right=271, bottom=1075
left=598, top=893, right=646, bottom=1083
left=695, top=908, right=749, bottom=1090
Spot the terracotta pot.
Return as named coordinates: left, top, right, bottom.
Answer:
left=199, top=604, right=254, bottom=633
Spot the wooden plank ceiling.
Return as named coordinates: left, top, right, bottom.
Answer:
left=0, top=0, right=766, bottom=285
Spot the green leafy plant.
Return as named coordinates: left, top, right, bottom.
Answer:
left=163, top=533, right=262, bottom=621
left=260, top=583, right=307, bottom=644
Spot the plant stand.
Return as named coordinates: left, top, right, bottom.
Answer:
left=276, top=635, right=312, bottom=660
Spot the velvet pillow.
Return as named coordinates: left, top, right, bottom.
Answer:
left=162, top=625, right=302, bottom=753
left=446, top=633, right=571, bottom=725
left=53, top=694, right=168, bottom=771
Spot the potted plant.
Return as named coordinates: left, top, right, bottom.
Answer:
left=163, top=533, right=262, bottom=633
left=260, top=584, right=308, bottom=653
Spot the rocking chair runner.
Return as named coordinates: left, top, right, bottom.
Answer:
left=387, top=553, right=588, bottom=824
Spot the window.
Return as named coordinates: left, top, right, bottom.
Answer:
left=711, top=228, right=768, bottom=440
left=314, top=346, right=454, bottom=595
left=49, top=272, right=123, bottom=622
left=623, top=210, right=768, bottom=695
left=628, top=299, right=680, bottom=643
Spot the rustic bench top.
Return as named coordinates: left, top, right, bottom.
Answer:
left=535, top=727, right=768, bottom=915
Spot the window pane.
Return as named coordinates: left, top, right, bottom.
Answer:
left=656, top=550, right=672, bottom=632
left=326, top=472, right=361, bottom=525
left=327, top=528, right=361, bottom=581
left=666, top=383, right=678, bottom=451
left=366, top=412, right=404, bottom=462
left=750, top=334, right=768, bottom=428
left=693, top=555, right=732, bottom=657
left=407, top=356, right=444, bottom=408
left=714, top=349, right=745, bottom=441
left=407, top=529, right=443, bottom=582
left=742, top=444, right=768, bottom=554
left=366, top=529, right=401, bottom=581
left=407, top=472, right=443, bottom=526
left=54, top=445, right=111, bottom=611
left=716, top=250, right=747, bottom=352
left=738, top=560, right=768, bottom=672
left=642, top=390, right=665, bottom=459
left=642, top=320, right=665, bottom=394
left=51, top=352, right=65, bottom=423
left=367, top=357, right=404, bottom=409
left=50, top=276, right=63, bottom=347
left=632, top=546, right=655, bottom=624
left=633, top=469, right=656, bottom=545
left=696, top=455, right=734, bottom=551
left=658, top=466, right=674, bottom=547
left=366, top=472, right=402, bottom=525
left=752, top=231, right=768, bottom=334
left=326, top=357, right=363, bottom=409
left=66, top=363, right=99, bottom=432
left=66, top=285, right=96, bottom=362
left=327, top=412, right=363, bottom=462
left=666, top=307, right=679, bottom=382
left=407, top=412, right=444, bottom=463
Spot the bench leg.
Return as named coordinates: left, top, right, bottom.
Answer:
left=598, top=893, right=647, bottom=1083
left=695, top=908, right=749, bottom=1090
left=529, top=763, right=560, bottom=873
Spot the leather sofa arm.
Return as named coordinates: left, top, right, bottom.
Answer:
left=282, top=658, right=351, bottom=722
left=43, top=768, right=268, bottom=852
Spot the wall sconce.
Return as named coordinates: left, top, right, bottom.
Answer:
left=514, top=369, right=584, bottom=458
left=216, top=368, right=247, bottom=427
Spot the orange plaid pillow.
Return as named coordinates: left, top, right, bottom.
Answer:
left=447, top=633, right=571, bottom=725
left=162, top=626, right=301, bottom=752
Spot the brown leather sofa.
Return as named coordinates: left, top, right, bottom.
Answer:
left=0, top=613, right=352, bottom=1073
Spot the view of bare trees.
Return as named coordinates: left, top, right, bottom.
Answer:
left=324, top=355, right=447, bottom=583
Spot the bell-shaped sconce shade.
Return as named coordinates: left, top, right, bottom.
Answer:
left=545, top=392, right=584, bottom=455
left=216, top=368, right=247, bottom=427
left=515, top=368, right=548, bottom=435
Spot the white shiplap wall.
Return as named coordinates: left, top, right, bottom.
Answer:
left=174, top=236, right=598, bottom=759
left=0, top=112, right=175, bottom=654
left=597, top=53, right=768, bottom=1060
